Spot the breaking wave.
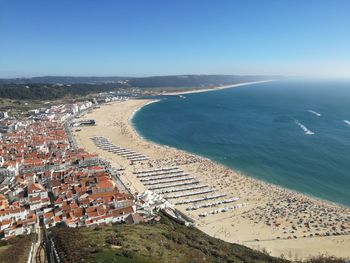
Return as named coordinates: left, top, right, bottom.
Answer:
left=295, top=120, right=315, bottom=135
left=308, top=110, right=321, bottom=117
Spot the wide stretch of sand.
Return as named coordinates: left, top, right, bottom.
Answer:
left=72, top=98, right=350, bottom=260
left=165, top=80, right=273, bottom=95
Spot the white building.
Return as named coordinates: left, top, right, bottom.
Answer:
left=0, top=112, right=8, bottom=119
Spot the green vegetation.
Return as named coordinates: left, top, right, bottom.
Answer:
left=0, top=76, right=126, bottom=85
left=50, top=215, right=288, bottom=263
left=49, top=215, right=347, bottom=263
left=0, top=234, right=34, bottom=263
left=0, top=83, right=120, bottom=100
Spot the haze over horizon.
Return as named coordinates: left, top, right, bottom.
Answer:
left=1, top=0, right=350, bottom=78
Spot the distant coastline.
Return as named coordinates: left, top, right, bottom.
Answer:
left=164, top=79, right=274, bottom=95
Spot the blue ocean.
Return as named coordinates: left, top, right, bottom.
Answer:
left=132, top=80, right=350, bottom=207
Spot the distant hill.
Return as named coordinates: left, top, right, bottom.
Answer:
left=0, top=83, right=120, bottom=100
left=0, top=74, right=278, bottom=86
left=127, top=74, right=275, bottom=88
left=0, top=76, right=129, bottom=85
left=0, top=75, right=279, bottom=100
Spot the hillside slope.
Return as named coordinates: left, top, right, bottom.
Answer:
left=50, top=215, right=288, bottom=263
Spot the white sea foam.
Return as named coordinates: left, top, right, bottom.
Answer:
left=129, top=99, right=160, bottom=121
left=344, top=120, right=350, bottom=126
left=308, top=110, right=321, bottom=117
left=295, top=120, right=315, bottom=135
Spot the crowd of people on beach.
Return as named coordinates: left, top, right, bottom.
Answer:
left=149, top=151, right=350, bottom=241
left=242, top=189, right=350, bottom=239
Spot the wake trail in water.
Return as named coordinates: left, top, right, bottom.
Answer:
left=308, top=110, right=321, bottom=117
left=295, top=120, right=315, bottom=135
left=344, top=120, right=350, bottom=126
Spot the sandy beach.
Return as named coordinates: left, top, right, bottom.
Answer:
left=164, top=80, right=273, bottom=95
left=72, top=98, right=350, bottom=260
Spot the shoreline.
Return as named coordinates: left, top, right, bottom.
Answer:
left=130, top=99, right=348, bottom=210
left=164, top=79, right=274, bottom=95
left=129, top=99, right=160, bottom=124
left=72, top=96, right=350, bottom=260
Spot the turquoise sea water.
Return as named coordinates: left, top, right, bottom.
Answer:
left=132, top=80, right=350, bottom=207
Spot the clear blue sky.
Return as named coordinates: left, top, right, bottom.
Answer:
left=1, top=0, right=350, bottom=78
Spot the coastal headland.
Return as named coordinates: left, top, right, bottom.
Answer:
left=72, top=86, right=350, bottom=260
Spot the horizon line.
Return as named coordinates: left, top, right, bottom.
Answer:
left=0, top=73, right=282, bottom=79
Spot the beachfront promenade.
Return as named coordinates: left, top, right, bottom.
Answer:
left=72, top=99, right=350, bottom=260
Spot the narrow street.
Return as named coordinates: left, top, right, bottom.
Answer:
left=30, top=217, right=50, bottom=263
